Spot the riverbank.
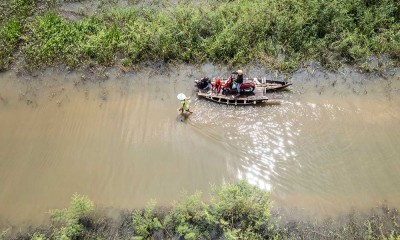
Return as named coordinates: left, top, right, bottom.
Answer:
left=1, top=182, right=400, bottom=240
left=1, top=0, right=399, bottom=73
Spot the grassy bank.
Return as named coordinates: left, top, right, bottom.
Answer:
left=1, top=0, right=399, bottom=72
left=0, top=0, right=30, bottom=71
left=1, top=181, right=400, bottom=240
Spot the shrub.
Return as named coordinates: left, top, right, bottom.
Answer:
left=211, top=181, right=276, bottom=239
left=0, top=229, right=9, bottom=240
left=49, top=193, right=94, bottom=240
left=163, top=192, right=213, bottom=239
left=161, top=181, right=277, bottom=239
left=30, top=233, right=48, bottom=240
left=132, top=200, right=163, bottom=239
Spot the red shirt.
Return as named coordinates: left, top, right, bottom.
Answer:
left=212, top=79, right=222, bottom=93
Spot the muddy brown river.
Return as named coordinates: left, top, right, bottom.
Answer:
left=0, top=65, right=400, bottom=226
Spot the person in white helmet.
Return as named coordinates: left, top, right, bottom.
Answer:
left=177, top=93, right=193, bottom=113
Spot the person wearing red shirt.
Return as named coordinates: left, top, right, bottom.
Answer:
left=212, top=78, right=222, bottom=95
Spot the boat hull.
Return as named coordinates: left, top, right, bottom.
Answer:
left=197, top=91, right=268, bottom=106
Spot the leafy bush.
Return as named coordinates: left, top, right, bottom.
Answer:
left=211, top=181, right=276, bottom=239
left=0, top=229, right=10, bottom=240
left=163, top=192, right=214, bottom=239
left=30, top=233, right=48, bottom=240
left=132, top=200, right=162, bottom=239
left=49, top=193, right=94, bottom=240
left=161, top=181, right=278, bottom=239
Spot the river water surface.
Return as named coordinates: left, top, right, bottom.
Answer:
left=0, top=65, right=400, bottom=226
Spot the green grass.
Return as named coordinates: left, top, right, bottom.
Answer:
left=0, top=0, right=57, bottom=70
left=1, top=0, right=400, bottom=72
left=0, top=17, right=21, bottom=70
left=0, top=0, right=35, bottom=70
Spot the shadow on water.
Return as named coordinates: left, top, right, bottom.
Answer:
left=176, top=112, right=192, bottom=122
left=261, top=100, right=282, bottom=106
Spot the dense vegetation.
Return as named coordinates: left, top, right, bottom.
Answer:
left=1, top=181, right=400, bottom=239
left=0, top=0, right=399, bottom=72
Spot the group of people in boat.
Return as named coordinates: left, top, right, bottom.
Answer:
left=197, top=69, right=244, bottom=97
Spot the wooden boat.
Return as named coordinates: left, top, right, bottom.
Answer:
left=197, top=88, right=268, bottom=106
left=194, top=76, right=290, bottom=105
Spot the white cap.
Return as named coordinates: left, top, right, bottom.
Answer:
left=177, top=93, right=186, bottom=100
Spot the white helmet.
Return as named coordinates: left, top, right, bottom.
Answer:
left=177, top=93, right=186, bottom=100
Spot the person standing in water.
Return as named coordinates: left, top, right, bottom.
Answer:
left=177, top=93, right=193, bottom=113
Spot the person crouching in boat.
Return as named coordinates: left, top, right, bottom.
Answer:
left=211, top=78, right=222, bottom=95
left=177, top=93, right=193, bottom=114
left=198, top=77, right=212, bottom=92
left=231, top=69, right=244, bottom=97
